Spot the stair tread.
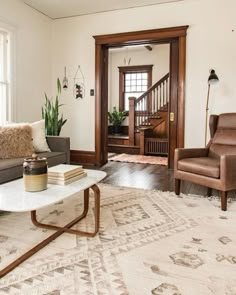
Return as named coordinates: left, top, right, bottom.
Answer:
left=108, top=143, right=139, bottom=148
left=108, top=134, right=129, bottom=139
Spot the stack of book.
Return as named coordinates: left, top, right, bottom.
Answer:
left=48, top=164, right=87, bottom=185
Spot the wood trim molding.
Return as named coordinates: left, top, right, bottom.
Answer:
left=177, top=36, right=186, bottom=148
left=70, top=150, right=96, bottom=166
left=94, top=26, right=188, bottom=45
left=95, top=45, right=109, bottom=165
left=118, top=65, right=153, bottom=72
left=168, top=39, right=179, bottom=169
left=95, top=44, right=102, bottom=166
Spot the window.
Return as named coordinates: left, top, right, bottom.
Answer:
left=119, top=65, right=152, bottom=111
left=0, top=28, right=13, bottom=125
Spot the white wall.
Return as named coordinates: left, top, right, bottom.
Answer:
left=51, top=0, right=236, bottom=150
left=108, top=44, right=170, bottom=112
left=0, top=0, right=52, bottom=123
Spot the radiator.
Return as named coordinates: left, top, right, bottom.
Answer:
left=145, top=138, right=168, bottom=155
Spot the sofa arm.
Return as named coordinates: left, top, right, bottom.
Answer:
left=46, top=136, right=70, bottom=164
left=220, top=154, right=236, bottom=190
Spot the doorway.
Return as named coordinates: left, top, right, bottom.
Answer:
left=108, top=44, right=169, bottom=161
left=93, top=26, right=188, bottom=168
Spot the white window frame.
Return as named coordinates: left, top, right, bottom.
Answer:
left=0, top=20, right=16, bottom=125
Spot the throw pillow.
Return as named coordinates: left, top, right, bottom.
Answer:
left=31, top=120, right=51, bottom=152
left=0, top=124, right=34, bottom=159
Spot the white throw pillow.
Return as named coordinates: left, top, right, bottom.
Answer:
left=31, top=120, right=51, bottom=152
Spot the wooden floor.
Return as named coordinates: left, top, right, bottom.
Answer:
left=93, top=160, right=236, bottom=199
left=99, top=161, right=173, bottom=191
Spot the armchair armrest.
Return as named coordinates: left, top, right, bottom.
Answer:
left=174, top=148, right=209, bottom=173
left=175, top=148, right=209, bottom=161
left=46, top=136, right=70, bottom=164
left=220, top=154, right=236, bottom=189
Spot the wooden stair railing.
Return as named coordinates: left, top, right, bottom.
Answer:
left=128, top=73, right=169, bottom=145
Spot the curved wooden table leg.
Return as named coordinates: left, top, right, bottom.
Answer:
left=0, top=185, right=101, bottom=278
left=91, top=184, right=100, bottom=235
left=31, top=188, right=90, bottom=234
left=31, top=185, right=100, bottom=236
left=0, top=218, right=71, bottom=278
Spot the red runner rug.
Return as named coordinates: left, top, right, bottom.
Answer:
left=109, top=153, right=168, bottom=165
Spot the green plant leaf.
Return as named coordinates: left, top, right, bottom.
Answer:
left=42, top=78, right=67, bottom=136
left=108, top=106, right=126, bottom=127
left=57, top=78, right=61, bottom=95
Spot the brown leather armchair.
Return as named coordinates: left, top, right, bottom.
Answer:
left=174, top=113, right=236, bottom=211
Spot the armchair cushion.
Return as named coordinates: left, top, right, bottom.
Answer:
left=178, top=157, right=220, bottom=178
left=213, top=129, right=236, bottom=146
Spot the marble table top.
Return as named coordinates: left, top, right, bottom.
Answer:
left=0, top=169, right=106, bottom=212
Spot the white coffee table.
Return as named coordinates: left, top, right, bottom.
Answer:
left=0, top=169, right=106, bottom=278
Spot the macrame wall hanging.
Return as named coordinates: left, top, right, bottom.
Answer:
left=73, top=65, right=85, bottom=100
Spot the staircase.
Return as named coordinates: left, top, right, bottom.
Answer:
left=108, top=73, right=169, bottom=155
left=128, top=73, right=169, bottom=155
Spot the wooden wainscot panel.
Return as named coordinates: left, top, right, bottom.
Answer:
left=70, top=150, right=96, bottom=166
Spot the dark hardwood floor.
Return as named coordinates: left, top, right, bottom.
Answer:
left=99, top=161, right=174, bottom=191
left=89, top=160, right=236, bottom=199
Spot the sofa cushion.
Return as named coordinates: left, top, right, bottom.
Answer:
left=7, top=120, right=50, bottom=153
left=0, top=157, right=25, bottom=184
left=0, top=152, right=67, bottom=184
left=31, top=120, right=51, bottom=152
left=0, top=124, right=34, bottom=159
left=37, top=152, right=67, bottom=167
left=178, top=157, right=220, bottom=178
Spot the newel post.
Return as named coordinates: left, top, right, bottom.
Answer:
left=129, top=97, right=136, bottom=146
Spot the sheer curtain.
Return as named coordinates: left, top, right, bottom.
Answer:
left=0, top=31, right=9, bottom=125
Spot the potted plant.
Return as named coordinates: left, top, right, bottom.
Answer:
left=42, top=78, right=67, bottom=136
left=108, top=106, right=126, bottom=134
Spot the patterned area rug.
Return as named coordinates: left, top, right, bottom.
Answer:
left=109, top=153, right=168, bottom=165
left=0, top=185, right=236, bottom=294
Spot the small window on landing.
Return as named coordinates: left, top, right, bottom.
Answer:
left=119, top=65, right=152, bottom=111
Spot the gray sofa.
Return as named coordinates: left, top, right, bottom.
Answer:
left=0, top=136, right=70, bottom=184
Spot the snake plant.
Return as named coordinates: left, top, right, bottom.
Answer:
left=42, top=78, right=67, bottom=136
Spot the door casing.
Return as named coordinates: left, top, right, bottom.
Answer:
left=93, top=26, right=188, bottom=168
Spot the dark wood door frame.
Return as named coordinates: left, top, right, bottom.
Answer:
left=94, top=25, right=188, bottom=168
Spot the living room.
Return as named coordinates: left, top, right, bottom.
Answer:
left=0, top=0, right=236, bottom=293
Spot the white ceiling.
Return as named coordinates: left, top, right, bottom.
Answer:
left=22, top=0, right=183, bottom=19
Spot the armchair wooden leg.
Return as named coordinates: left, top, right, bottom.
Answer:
left=175, top=179, right=181, bottom=195
left=207, top=187, right=212, bottom=197
left=219, top=191, right=227, bottom=211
